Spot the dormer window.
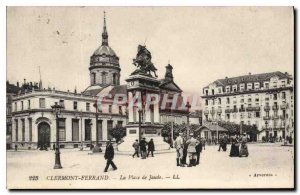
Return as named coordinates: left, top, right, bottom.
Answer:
left=226, top=86, right=230, bottom=93
left=247, top=83, right=253, bottom=90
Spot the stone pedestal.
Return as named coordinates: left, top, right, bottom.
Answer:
left=117, top=74, right=170, bottom=153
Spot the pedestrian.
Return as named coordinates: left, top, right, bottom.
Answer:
left=104, top=140, right=117, bottom=172
left=195, top=136, right=202, bottom=165
left=202, top=138, right=206, bottom=150
left=139, top=137, right=147, bottom=159
left=174, top=133, right=184, bottom=167
left=147, top=138, right=155, bottom=157
left=218, top=134, right=224, bottom=151
left=279, top=136, right=282, bottom=142
left=52, top=143, right=56, bottom=151
left=181, top=135, right=188, bottom=166
left=186, top=133, right=200, bottom=167
left=14, top=144, right=18, bottom=151
left=239, top=133, right=249, bottom=157
left=229, top=135, right=239, bottom=157
left=132, top=139, right=139, bottom=158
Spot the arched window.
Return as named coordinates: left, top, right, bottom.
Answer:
left=113, top=73, right=117, bottom=85
left=102, top=72, right=107, bottom=85
left=91, top=72, right=96, bottom=85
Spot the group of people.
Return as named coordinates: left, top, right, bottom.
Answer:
left=229, top=133, right=249, bottom=157
left=132, top=138, right=155, bottom=159
left=174, top=133, right=204, bottom=167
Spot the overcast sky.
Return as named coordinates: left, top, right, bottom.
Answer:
left=7, top=7, right=294, bottom=96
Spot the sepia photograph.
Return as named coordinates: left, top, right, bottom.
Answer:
left=6, top=6, right=294, bottom=189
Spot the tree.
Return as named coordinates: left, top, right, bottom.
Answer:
left=109, top=126, right=126, bottom=143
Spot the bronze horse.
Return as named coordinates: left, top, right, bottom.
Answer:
left=133, top=45, right=158, bottom=77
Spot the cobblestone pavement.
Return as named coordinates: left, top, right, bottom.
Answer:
left=6, top=143, right=294, bottom=189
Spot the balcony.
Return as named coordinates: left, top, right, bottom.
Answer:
left=263, top=116, right=270, bottom=120
left=280, top=115, right=286, bottom=120
left=246, top=106, right=260, bottom=112
left=204, top=110, right=209, bottom=115
left=280, top=103, right=288, bottom=109
left=225, top=109, right=233, bottom=113
left=272, top=105, right=279, bottom=110
left=272, top=115, right=279, bottom=120
left=217, top=109, right=222, bottom=113
left=239, top=108, right=245, bottom=112
left=264, top=106, right=270, bottom=111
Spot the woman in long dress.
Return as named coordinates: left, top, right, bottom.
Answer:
left=229, top=135, right=239, bottom=157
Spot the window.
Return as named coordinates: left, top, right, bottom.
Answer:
left=255, top=112, right=260, bottom=118
left=28, top=100, right=31, bottom=109
left=109, top=105, right=112, bottom=113
left=39, top=98, right=45, bottom=108
left=205, top=89, right=208, bottom=96
left=248, top=98, right=252, bottom=102
left=226, top=98, right=230, bottom=104
left=119, top=106, right=123, bottom=114
left=240, top=84, right=245, bottom=91
left=113, top=73, right=117, bottom=85
left=212, top=89, right=214, bottom=95
left=14, top=102, right=17, bottom=111
left=240, top=99, right=244, bottom=103
left=117, top=121, right=123, bottom=127
left=218, top=98, right=221, bottom=104
left=97, top=120, right=103, bottom=141
left=247, top=83, right=253, bottom=90
left=205, top=99, right=208, bottom=106
left=102, top=72, right=107, bottom=85
left=266, top=111, right=269, bottom=117
left=274, top=94, right=277, bottom=100
left=265, top=97, right=269, bottom=101
left=107, top=120, right=113, bottom=139
left=248, top=112, right=252, bottom=118
left=274, top=110, right=278, bottom=117
left=86, top=103, right=90, bottom=111
left=282, top=92, right=286, bottom=99
left=212, top=99, right=215, bottom=105
left=218, top=88, right=221, bottom=94
left=21, top=119, right=25, bottom=141
left=232, top=85, right=237, bottom=92
left=226, top=86, right=230, bottom=93
left=28, top=118, right=32, bottom=142
left=21, top=101, right=24, bottom=111
left=92, top=72, right=96, bottom=85
left=254, top=83, right=260, bottom=89
left=73, top=101, right=78, bottom=110
left=265, top=82, right=269, bottom=89
left=84, top=119, right=91, bottom=141
left=255, top=98, right=259, bottom=102
left=72, top=119, right=79, bottom=141
left=59, top=100, right=65, bottom=107
left=226, top=114, right=230, bottom=120
left=58, top=118, right=66, bottom=141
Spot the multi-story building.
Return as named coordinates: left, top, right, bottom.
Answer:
left=202, top=72, right=294, bottom=141
left=10, top=13, right=188, bottom=150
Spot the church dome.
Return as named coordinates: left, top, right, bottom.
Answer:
left=93, top=45, right=117, bottom=56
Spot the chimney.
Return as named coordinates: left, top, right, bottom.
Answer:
left=24, top=79, right=26, bottom=84
left=17, top=82, right=19, bottom=87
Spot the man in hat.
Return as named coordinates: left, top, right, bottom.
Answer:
left=104, top=139, right=117, bottom=172
left=174, top=133, right=184, bottom=166
left=132, top=139, right=139, bottom=158
left=186, top=133, right=200, bottom=167
left=139, top=137, right=148, bottom=159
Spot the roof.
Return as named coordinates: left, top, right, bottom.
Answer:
left=7, top=82, right=20, bottom=94
left=159, top=79, right=182, bottom=92
left=196, top=123, right=228, bottom=132
left=206, top=71, right=291, bottom=88
left=83, top=85, right=126, bottom=97
left=93, top=45, right=117, bottom=56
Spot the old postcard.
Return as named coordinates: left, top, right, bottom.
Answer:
left=6, top=6, right=294, bottom=189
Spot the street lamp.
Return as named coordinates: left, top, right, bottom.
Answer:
left=186, top=101, right=191, bottom=137
left=93, top=100, right=99, bottom=148
left=51, top=102, right=64, bottom=169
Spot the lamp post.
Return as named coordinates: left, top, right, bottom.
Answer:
left=51, top=102, right=64, bottom=169
left=186, top=101, right=191, bottom=137
left=93, top=101, right=99, bottom=147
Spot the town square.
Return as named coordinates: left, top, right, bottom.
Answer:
left=6, top=7, right=294, bottom=189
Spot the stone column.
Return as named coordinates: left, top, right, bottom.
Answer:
left=65, top=117, right=72, bottom=142
left=154, top=101, right=160, bottom=123
left=91, top=117, right=97, bottom=142
left=128, top=92, right=134, bottom=123
left=102, top=119, right=108, bottom=141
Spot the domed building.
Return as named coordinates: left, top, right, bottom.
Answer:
left=84, top=13, right=121, bottom=95
left=10, top=13, right=191, bottom=150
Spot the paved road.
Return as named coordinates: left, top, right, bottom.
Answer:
left=7, top=144, right=294, bottom=189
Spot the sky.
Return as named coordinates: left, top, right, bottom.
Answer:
left=7, top=7, right=294, bottom=96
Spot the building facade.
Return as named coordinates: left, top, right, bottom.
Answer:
left=202, top=72, right=294, bottom=141
left=10, top=13, right=189, bottom=150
